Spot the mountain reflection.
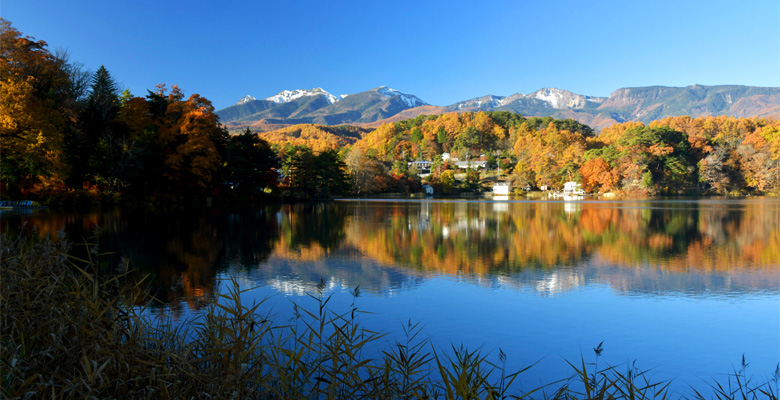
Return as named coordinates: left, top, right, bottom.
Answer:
left=2, top=199, right=778, bottom=306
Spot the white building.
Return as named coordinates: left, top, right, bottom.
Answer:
left=492, top=182, right=510, bottom=195
left=562, top=181, right=584, bottom=195
left=408, top=160, right=431, bottom=169
left=455, top=160, right=487, bottom=169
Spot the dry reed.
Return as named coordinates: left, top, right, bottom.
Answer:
left=1, top=231, right=777, bottom=399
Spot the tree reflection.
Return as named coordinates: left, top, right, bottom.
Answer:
left=2, top=199, right=778, bottom=301
left=330, top=200, right=779, bottom=287
left=222, top=207, right=282, bottom=270
left=0, top=206, right=282, bottom=313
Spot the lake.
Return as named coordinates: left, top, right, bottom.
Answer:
left=2, top=197, right=778, bottom=396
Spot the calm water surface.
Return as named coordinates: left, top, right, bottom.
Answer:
left=3, top=198, right=779, bottom=395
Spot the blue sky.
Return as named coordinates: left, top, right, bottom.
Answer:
left=3, top=0, right=778, bottom=109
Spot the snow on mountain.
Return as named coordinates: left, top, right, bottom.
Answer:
left=489, top=97, right=506, bottom=107
left=499, top=93, right=525, bottom=105
left=376, top=86, right=400, bottom=97
left=584, top=95, right=606, bottom=104
left=490, top=89, right=606, bottom=109
left=219, top=84, right=780, bottom=133
left=532, top=88, right=566, bottom=108
left=452, top=95, right=506, bottom=109
left=375, top=86, right=428, bottom=108
left=265, top=88, right=340, bottom=104
left=235, top=95, right=257, bottom=105
left=470, top=96, right=503, bottom=108
left=529, top=88, right=605, bottom=109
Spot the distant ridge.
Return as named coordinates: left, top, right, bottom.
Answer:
left=218, top=84, right=780, bottom=132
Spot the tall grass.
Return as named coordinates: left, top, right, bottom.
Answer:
left=1, top=231, right=778, bottom=399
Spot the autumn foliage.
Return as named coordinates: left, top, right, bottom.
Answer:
left=0, top=20, right=282, bottom=202
left=346, top=110, right=780, bottom=195
left=586, top=116, right=780, bottom=194
left=345, top=110, right=780, bottom=195
left=3, top=18, right=780, bottom=201
left=257, top=124, right=369, bottom=153
left=0, top=19, right=71, bottom=196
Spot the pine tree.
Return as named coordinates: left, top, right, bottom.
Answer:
left=85, top=66, right=120, bottom=129
left=75, top=65, right=122, bottom=188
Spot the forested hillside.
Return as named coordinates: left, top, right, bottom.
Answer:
left=2, top=19, right=778, bottom=204
left=258, top=124, right=370, bottom=152
left=338, top=112, right=780, bottom=195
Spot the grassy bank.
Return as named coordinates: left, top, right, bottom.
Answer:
left=1, top=232, right=778, bottom=399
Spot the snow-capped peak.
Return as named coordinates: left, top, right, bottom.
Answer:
left=531, top=88, right=572, bottom=109
left=235, top=95, right=256, bottom=105
left=375, top=86, right=428, bottom=108
left=376, top=86, right=401, bottom=97
left=530, top=88, right=606, bottom=109
left=454, top=95, right=505, bottom=109
left=265, top=87, right=339, bottom=104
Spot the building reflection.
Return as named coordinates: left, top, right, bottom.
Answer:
left=534, top=269, right=585, bottom=295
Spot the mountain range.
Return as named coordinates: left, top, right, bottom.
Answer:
left=217, top=84, right=780, bottom=132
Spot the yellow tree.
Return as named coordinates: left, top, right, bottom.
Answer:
left=598, top=121, right=645, bottom=145
left=511, top=122, right=539, bottom=185
left=353, top=123, right=398, bottom=161
left=512, top=122, right=587, bottom=188
left=738, top=123, right=780, bottom=192
left=761, top=124, right=780, bottom=192
left=0, top=19, right=70, bottom=196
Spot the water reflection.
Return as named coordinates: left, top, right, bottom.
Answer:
left=238, top=256, right=425, bottom=296
left=2, top=199, right=778, bottom=304
left=2, top=207, right=281, bottom=312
